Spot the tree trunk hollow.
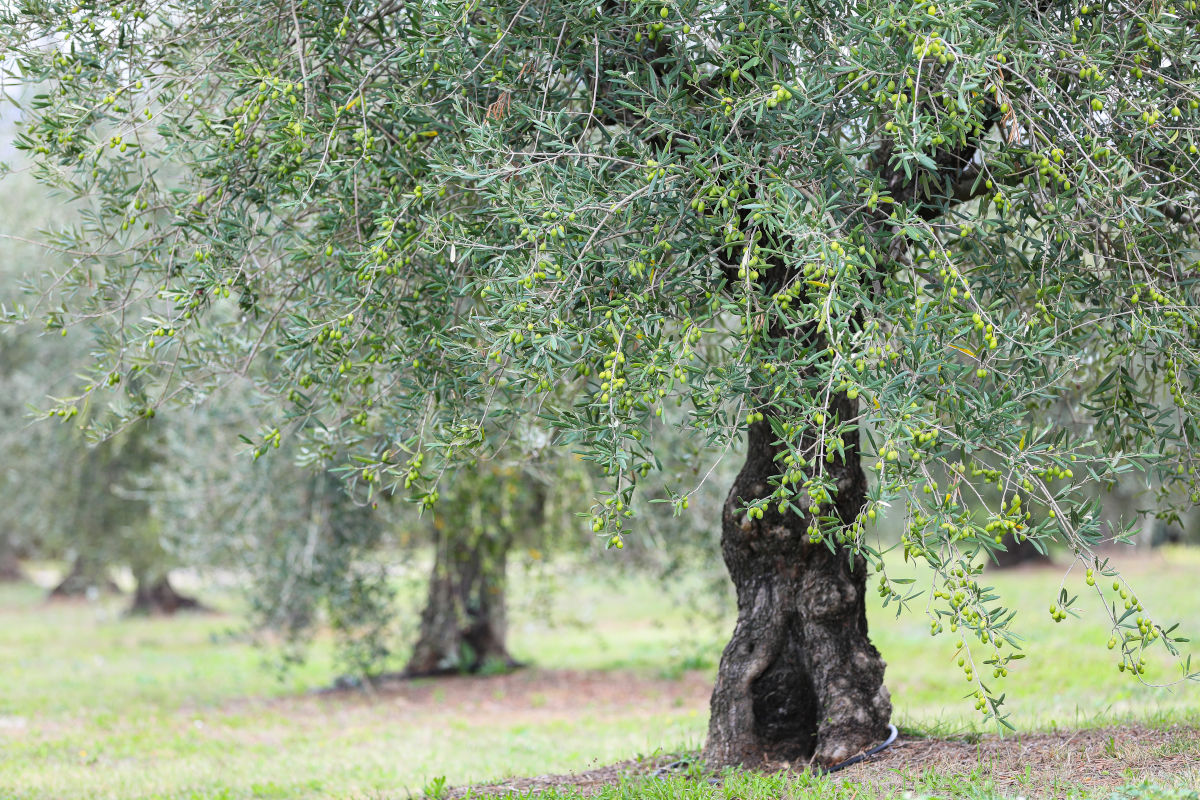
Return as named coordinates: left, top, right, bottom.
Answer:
left=704, top=411, right=891, bottom=769
left=404, top=527, right=520, bottom=677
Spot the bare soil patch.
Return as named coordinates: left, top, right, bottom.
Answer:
left=299, top=667, right=714, bottom=719
left=446, top=724, right=1200, bottom=798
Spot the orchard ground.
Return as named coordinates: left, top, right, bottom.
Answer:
left=1, top=549, right=1199, bottom=800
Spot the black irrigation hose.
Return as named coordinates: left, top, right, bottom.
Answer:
left=823, top=723, right=899, bottom=774
left=652, top=723, right=899, bottom=782
left=650, top=760, right=692, bottom=777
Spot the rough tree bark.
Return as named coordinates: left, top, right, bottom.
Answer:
left=128, top=570, right=207, bottom=615
left=404, top=525, right=521, bottom=677
left=703, top=406, right=891, bottom=769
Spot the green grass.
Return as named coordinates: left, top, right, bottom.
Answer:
left=873, top=546, right=1200, bottom=733
left=457, top=774, right=1200, bottom=800
left=1, top=548, right=1198, bottom=799
left=511, top=548, right=1200, bottom=732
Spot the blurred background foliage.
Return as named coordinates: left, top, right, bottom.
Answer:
left=0, top=114, right=735, bottom=682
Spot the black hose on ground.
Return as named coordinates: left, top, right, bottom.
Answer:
left=822, top=723, right=899, bottom=774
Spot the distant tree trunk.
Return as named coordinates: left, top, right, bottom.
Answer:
left=703, top=409, right=891, bottom=769
left=989, top=533, right=1052, bottom=569
left=48, top=554, right=119, bottom=598
left=128, top=570, right=207, bottom=615
left=0, top=534, right=23, bottom=582
left=404, top=525, right=521, bottom=677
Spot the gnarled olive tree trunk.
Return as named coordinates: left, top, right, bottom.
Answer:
left=128, top=570, right=207, bottom=616
left=704, top=403, right=891, bottom=769
left=404, top=474, right=547, bottom=677
left=404, top=524, right=520, bottom=676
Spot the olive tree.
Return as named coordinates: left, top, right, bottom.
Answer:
left=4, top=0, right=1200, bottom=767
left=151, top=390, right=594, bottom=680
left=0, top=158, right=201, bottom=607
left=404, top=459, right=567, bottom=677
